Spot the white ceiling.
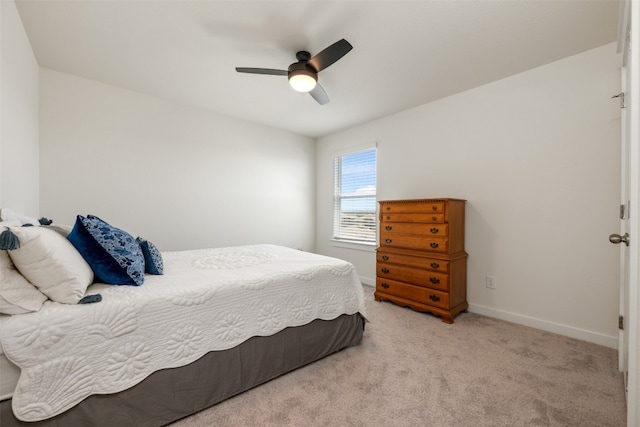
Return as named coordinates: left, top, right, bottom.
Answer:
left=16, top=0, right=620, bottom=138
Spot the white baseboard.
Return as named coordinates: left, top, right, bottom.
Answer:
left=357, top=277, right=616, bottom=348
left=468, top=303, right=618, bottom=349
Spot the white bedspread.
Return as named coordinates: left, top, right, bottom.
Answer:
left=0, top=245, right=366, bottom=422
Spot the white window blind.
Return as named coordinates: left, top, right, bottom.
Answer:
left=333, top=148, right=377, bottom=244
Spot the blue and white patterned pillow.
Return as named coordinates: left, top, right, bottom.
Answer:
left=136, top=237, right=163, bottom=275
left=68, top=215, right=145, bottom=286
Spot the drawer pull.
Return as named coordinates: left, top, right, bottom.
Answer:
left=430, top=262, right=440, bottom=269
left=432, top=216, right=437, bottom=221
left=385, top=225, right=392, bottom=231
left=429, top=294, right=440, bottom=302
left=381, top=267, right=390, bottom=274
left=382, top=255, right=389, bottom=261
left=381, top=283, right=390, bottom=289
left=386, top=207, right=391, bottom=211
left=430, top=227, right=439, bottom=234
left=386, top=216, right=391, bottom=220
left=432, top=206, right=438, bottom=211
left=385, top=239, right=392, bottom=244
left=429, top=277, right=441, bottom=284
left=430, top=242, right=439, bottom=249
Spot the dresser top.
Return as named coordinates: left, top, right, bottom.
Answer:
left=378, top=198, right=466, bottom=204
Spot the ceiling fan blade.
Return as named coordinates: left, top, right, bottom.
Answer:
left=309, top=83, right=329, bottom=105
left=235, top=67, right=288, bottom=76
left=308, top=39, right=353, bottom=72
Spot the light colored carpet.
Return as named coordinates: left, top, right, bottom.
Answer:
left=172, top=285, right=626, bottom=427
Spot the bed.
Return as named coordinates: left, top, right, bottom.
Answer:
left=0, top=224, right=366, bottom=426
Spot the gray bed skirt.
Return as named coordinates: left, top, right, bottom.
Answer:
left=0, top=313, right=364, bottom=427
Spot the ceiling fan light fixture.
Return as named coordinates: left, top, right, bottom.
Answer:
left=288, top=70, right=317, bottom=93
left=236, top=40, right=352, bottom=104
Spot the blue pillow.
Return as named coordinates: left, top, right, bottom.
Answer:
left=68, top=215, right=145, bottom=286
left=136, top=237, right=164, bottom=275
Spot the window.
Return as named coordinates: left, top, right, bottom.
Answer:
left=333, top=147, right=377, bottom=245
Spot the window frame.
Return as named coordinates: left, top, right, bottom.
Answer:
left=331, top=144, right=378, bottom=251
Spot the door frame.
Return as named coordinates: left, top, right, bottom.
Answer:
left=618, top=1, right=639, bottom=425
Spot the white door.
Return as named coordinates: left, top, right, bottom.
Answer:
left=614, top=63, right=630, bottom=383
left=615, top=1, right=639, bottom=425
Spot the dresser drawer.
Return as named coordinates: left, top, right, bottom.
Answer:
left=378, top=263, right=449, bottom=291
left=380, top=212, right=444, bottom=223
left=380, top=201, right=445, bottom=214
left=379, top=233, right=448, bottom=252
left=376, top=278, right=449, bottom=310
left=377, top=251, right=450, bottom=273
left=381, top=222, right=448, bottom=237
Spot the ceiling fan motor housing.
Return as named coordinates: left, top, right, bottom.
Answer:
left=288, top=61, right=318, bottom=81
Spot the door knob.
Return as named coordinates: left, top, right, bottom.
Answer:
left=609, top=233, right=630, bottom=246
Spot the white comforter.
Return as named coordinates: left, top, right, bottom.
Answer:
left=0, top=245, right=366, bottom=422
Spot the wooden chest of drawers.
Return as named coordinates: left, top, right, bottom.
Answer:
left=374, top=198, right=468, bottom=323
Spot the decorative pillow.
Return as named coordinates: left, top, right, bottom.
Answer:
left=0, top=208, right=39, bottom=227
left=67, top=215, right=145, bottom=286
left=0, top=219, right=21, bottom=228
left=7, top=227, right=94, bottom=304
left=136, top=237, right=164, bottom=275
left=0, top=250, right=48, bottom=314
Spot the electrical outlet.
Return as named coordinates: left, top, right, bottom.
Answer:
left=486, top=275, right=497, bottom=290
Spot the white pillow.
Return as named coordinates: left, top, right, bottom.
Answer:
left=0, top=208, right=39, bottom=226
left=0, top=220, right=22, bottom=231
left=8, top=227, right=94, bottom=304
left=0, top=251, right=48, bottom=314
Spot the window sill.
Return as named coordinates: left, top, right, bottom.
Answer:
left=331, top=240, right=377, bottom=252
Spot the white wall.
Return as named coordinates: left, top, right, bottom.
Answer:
left=316, top=43, right=621, bottom=347
left=0, top=0, right=39, bottom=216
left=39, top=69, right=316, bottom=252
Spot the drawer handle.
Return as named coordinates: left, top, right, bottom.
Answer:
left=430, top=242, right=439, bottom=249
left=429, top=294, right=440, bottom=302
left=432, top=206, right=437, bottom=211
left=429, top=277, right=440, bottom=284
left=385, top=225, right=392, bottom=231
left=381, top=267, right=390, bottom=274
left=386, top=216, right=391, bottom=220
left=432, top=216, right=437, bottom=221
left=382, top=255, right=389, bottom=261
left=430, top=227, right=439, bottom=234
left=386, top=207, right=391, bottom=211
left=381, top=283, right=390, bottom=289
left=430, top=262, right=440, bottom=269
left=385, top=239, right=392, bottom=244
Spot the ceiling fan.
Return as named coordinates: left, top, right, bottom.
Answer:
left=235, top=39, right=353, bottom=105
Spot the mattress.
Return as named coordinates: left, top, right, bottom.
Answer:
left=0, top=244, right=366, bottom=422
